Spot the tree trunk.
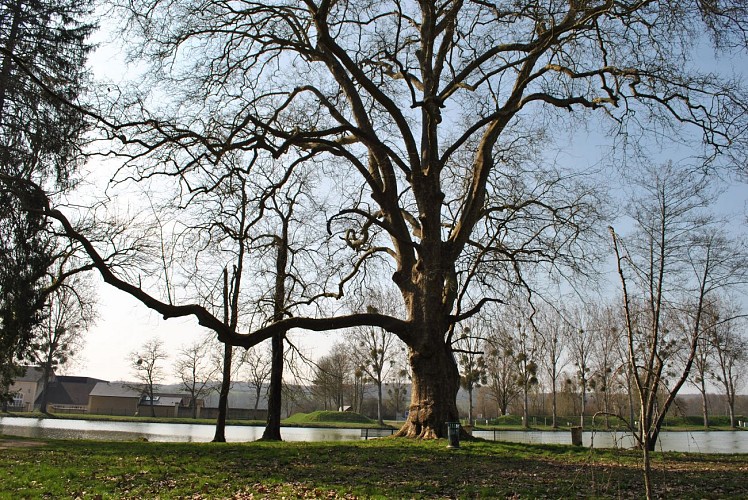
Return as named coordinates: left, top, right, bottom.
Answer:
left=728, top=401, right=736, bottom=429
left=580, top=381, right=586, bottom=429
left=0, top=0, right=22, bottom=126
left=395, top=342, right=460, bottom=439
left=551, top=380, right=558, bottom=429
left=699, top=383, right=709, bottom=428
left=523, top=383, right=529, bottom=429
left=643, top=438, right=653, bottom=500
left=39, top=362, right=52, bottom=413
left=212, top=342, right=232, bottom=442
left=467, top=386, right=473, bottom=426
left=376, top=380, right=384, bottom=426
left=261, top=332, right=283, bottom=441
left=646, top=427, right=660, bottom=452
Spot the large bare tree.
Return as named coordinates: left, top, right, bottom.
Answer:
left=9, top=0, right=748, bottom=439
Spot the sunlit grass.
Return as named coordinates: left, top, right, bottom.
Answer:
left=2, top=435, right=747, bottom=498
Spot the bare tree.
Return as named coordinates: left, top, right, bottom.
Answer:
left=567, top=307, right=596, bottom=429
left=174, top=337, right=220, bottom=418
left=348, top=289, right=403, bottom=425
left=709, top=303, right=748, bottom=428
left=485, top=327, right=521, bottom=417
left=312, top=343, right=351, bottom=411
left=385, top=349, right=410, bottom=421
left=513, top=317, right=540, bottom=429
left=611, top=164, right=748, bottom=499
left=239, top=344, right=272, bottom=411
left=12, top=0, right=748, bottom=440
left=589, top=305, right=625, bottom=428
left=29, top=271, right=96, bottom=413
left=689, top=304, right=716, bottom=428
left=535, top=304, right=569, bottom=429
left=130, top=337, right=168, bottom=417
left=453, top=322, right=488, bottom=426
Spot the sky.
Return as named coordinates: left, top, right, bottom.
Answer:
left=67, top=25, right=338, bottom=383
left=68, top=9, right=748, bottom=385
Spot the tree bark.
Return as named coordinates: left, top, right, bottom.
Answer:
left=699, top=380, right=709, bottom=428
left=39, top=362, right=52, bottom=413
left=396, top=341, right=460, bottom=438
left=212, top=342, right=232, bottom=442
left=261, top=332, right=283, bottom=441
left=551, top=380, right=558, bottom=429
left=376, top=380, right=384, bottom=426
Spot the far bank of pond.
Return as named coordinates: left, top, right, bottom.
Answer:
left=1, top=415, right=747, bottom=453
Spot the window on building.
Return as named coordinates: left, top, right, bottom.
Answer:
left=11, top=392, right=23, bottom=407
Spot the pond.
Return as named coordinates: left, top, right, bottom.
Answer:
left=472, top=429, right=748, bottom=454
left=1, top=416, right=746, bottom=453
left=0, top=416, right=362, bottom=442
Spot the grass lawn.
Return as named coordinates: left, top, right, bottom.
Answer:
left=1, top=435, right=747, bottom=498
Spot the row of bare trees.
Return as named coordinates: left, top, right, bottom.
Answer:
left=452, top=298, right=746, bottom=425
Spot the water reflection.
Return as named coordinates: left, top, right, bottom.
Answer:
left=473, top=429, right=748, bottom=453
left=0, top=417, right=362, bottom=443
left=1, top=416, right=746, bottom=453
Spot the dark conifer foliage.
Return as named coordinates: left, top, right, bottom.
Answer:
left=0, top=0, right=94, bottom=401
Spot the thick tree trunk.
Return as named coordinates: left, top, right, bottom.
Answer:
left=395, top=341, right=460, bottom=439
left=261, top=332, right=283, bottom=441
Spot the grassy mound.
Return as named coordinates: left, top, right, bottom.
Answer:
left=284, top=411, right=374, bottom=425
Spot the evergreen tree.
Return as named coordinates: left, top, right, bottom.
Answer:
left=0, top=0, right=94, bottom=401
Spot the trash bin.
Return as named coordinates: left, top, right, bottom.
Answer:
left=447, top=422, right=461, bottom=448
left=571, top=426, right=583, bottom=446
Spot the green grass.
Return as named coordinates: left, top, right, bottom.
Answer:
left=284, top=410, right=384, bottom=427
left=1, top=435, right=747, bottom=498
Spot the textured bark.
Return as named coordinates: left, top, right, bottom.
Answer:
left=212, top=340, right=232, bottom=442
left=261, top=332, right=283, bottom=441
left=396, top=340, right=460, bottom=439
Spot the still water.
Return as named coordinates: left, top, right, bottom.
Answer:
left=0, top=416, right=360, bottom=442
left=471, top=429, right=748, bottom=454
left=1, top=416, right=746, bottom=453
